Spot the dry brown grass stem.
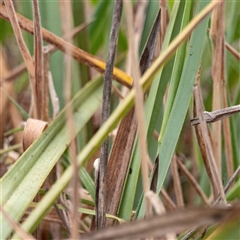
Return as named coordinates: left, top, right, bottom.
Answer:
left=159, top=0, right=168, bottom=50
left=225, top=42, right=240, bottom=61
left=3, top=0, right=37, bottom=117
left=0, top=45, right=13, bottom=148
left=42, top=47, right=50, bottom=121
left=221, top=20, right=234, bottom=179
left=124, top=0, right=151, bottom=218
left=3, top=1, right=34, bottom=78
left=0, top=4, right=132, bottom=87
left=215, top=166, right=240, bottom=204
left=32, top=0, right=44, bottom=120
left=48, top=72, right=59, bottom=118
left=193, top=79, right=226, bottom=204
left=176, top=157, right=210, bottom=205
left=106, top=108, right=137, bottom=226
left=2, top=20, right=93, bottom=84
left=83, top=207, right=236, bottom=240
left=96, top=0, right=123, bottom=229
left=160, top=188, right=177, bottom=211
left=211, top=3, right=225, bottom=177
left=171, top=155, right=184, bottom=208
left=210, top=5, right=218, bottom=44
left=133, top=0, right=148, bottom=50
left=112, top=85, right=124, bottom=99
left=59, top=0, right=79, bottom=238
left=191, top=104, right=240, bottom=125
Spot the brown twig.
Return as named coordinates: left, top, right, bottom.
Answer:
left=96, top=0, right=123, bottom=229
left=105, top=108, right=137, bottom=226
left=215, top=166, right=240, bottom=204
left=176, top=157, right=210, bottom=205
left=193, top=72, right=226, bottom=203
left=3, top=0, right=37, bottom=116
left=32, top=0, right=44, bottom=120
left=0, top=4, right=132, bottom=87
left=190, top=104, right=240, bottom=126
left=160, top=188, right=177, bottom=211
left=171, top=155, right=184, bottom=208
left=42, top=47, right=50, bottom=121
left=1, top=20, right=94, bottom=83
left=211, top=3, right=225, bottom=177
left=225, top=42, right=240, bottom=61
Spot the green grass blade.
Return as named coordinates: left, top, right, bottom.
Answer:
left=139, top=1, right=159, bottom=56
left=159, top=0, right=193, bottom=140
left=88, top=1, right=112, bottom=55
left=80, top=167, right=95, bottom=201
left=137, top=0, right=211, bottom=218
left=5, top=91, right=29, bottom=120
left=118, top=0, right=184, bottom=221
left=0, top=77, right=103, bottom=239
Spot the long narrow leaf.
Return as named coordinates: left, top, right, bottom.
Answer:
left=0, top=77, right=103, bottom=239
left=137, top=0, right=212, bottom=217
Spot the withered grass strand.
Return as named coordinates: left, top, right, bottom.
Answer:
left=211, top=4, right=224, bottom=177
left=3, top=0, right=37, bottom=117
left=159, top=0, right=168, bottom=50
left=171, top=155, right=184, bottom=208
left=32, top=0, right=44, bottom=120
left=225, top=42, right=240, bottom=61
left=183, top=166, right=240, bottom=240
left=97, top=0, right=123, bottom=229
left=2, top=20, right=93, bottom=84
left=59, top=0, right=79, bottom=238
left=42, top=47, right=50, bottom=121
left=124, top=0, right=152, bottom=218
left=160, top=188, right=177, bottom=211
left=0, top=4, right=132, bottom=87
left=193, top=77, right=226, bottom=204
left=176, top=157, right=209, bottom=205
left=132, top=0, right=148, bottom=50
left=220, top=4, right=234, bottom=179
left=190, top=104, right=240, bottom=125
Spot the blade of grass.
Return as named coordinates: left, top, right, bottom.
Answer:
left=0, top=76, right=104, bottom=239
left=137, top=0, right=222, bottom=218
left=2, top=88, right=29, bottom=120
left=159, top=0, right=193, bottom=141
left=80, top=167, right=95, bottom=201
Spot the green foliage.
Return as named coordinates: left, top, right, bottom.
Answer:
left=0, top=0, right=239, bottom=239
